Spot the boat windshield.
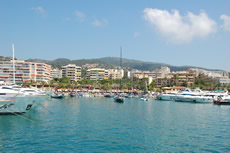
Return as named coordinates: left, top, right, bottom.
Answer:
left=1, top=87, right=14, bottom=90
left=24, top=90, right=36, bottom=92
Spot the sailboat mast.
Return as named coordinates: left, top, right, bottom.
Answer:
left=120, top=46, right=122, bottom=90
left=12, top=43, right=15, bottom=84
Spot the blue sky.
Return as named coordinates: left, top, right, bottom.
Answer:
left=0, top=0, right=230, bottom=71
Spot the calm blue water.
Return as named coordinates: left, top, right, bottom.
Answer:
left=0, top=97, right=230, bottom=152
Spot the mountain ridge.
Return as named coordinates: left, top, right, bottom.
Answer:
left=25, top=57, right=224, bottom=72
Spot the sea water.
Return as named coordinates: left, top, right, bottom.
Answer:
left=0, top=97, right=230, bottom=152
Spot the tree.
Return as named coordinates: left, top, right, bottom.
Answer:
left=183, top=81, right=187, bottom=87
left=59, top=77, right=71, bottom=84
left=148, top=81, right=155, bottom=91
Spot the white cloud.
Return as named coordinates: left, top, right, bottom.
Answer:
left=134, top=32, right=140, bottom=38
left=143, top=8, right=216, bottom=43
left=32, top=7, right=46, bottom=16
left=75, top=10, right=86, bottom=21
left=92, top=19, right=108, bottom=27
left=220, top=14, right=230, bottom=31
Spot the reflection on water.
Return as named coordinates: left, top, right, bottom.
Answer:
left=1, top=97, right=230, bottom=152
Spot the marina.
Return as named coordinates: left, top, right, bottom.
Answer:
left=0, top=97, right=230, bottom=152
left=1, top=0, right=230, bottom=152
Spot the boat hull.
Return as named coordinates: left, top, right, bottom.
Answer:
left=51, top=95, right=65, bottom=99
left=114, top=96, right=124, bottom=103
left=104, top=94, right=113, bottom=98
left=141, top=98, right=149, bottom=101
left=213, top=101, right=230, bottom=105
left=156, top=94, right=174, bottom=101
left=70, top=94, right=76, bottom=97
left=0, top=96, right=47, bottom=115
left=174, top=95, right=213, bottom=103
left=0, top=98, right=33, bottom=114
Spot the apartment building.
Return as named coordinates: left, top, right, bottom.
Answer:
left=32, top=62, right=51, bottom=83
left=170, top=70, right=195, bottom=87
left=62, top=64, right=82, bottom=82
left=132, top=67, right=170, bottom=79
left=219, top=78, right=230, bottom=85
left=155, top=77, right=172, bottom=87
left=131, top=67, right=171, bottom=83
left=86, top=68, right=109, bottom=80
left=0, top=60, right=51, bottom=84
left=155, top=70, right=195, bottom=87
left=108, top=69, right=124, bottom=80
left=51, top=68, right=62, bottom=79
left=190, top=68, right=229, bottom=79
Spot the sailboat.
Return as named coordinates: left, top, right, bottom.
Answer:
left=114, top=46, right=124, bottom=103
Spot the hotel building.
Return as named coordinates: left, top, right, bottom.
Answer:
left=190, top=68, right=230, bottom=85
left=51, top=68, right=62, bottom=79
left=61, top=64, right=82, bottom=82
left=155, top=70, right=195, bottom=87
left=86, top=68, right=109, bottom=80
left=131, top=67, right=171, bottom=85
left=108, top=69, right=124, bottom=80
left=219, top=78, right=230, bottom=85
left=0, top=60, right=51, bottom=84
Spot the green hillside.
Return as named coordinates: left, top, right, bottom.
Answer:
left=25, top=57, right=209, bottom=72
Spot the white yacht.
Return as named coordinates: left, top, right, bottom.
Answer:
left=222, top=96, right=230, bottom=102
left=156, top=92, right=177, bottom=101
left=0, top=85, right=25, bottom=97
left=173, top=88, right=213, bottom=103
left=156, top=88, right=198, bottom=101
left=0, top=85, right=46, bottom=97
left=0, top=85, right=48, bottom=114
left=174, top=94, right=214, bottom=103
left=173, top=89, right=229, bottom=103
left=204, top=90, right=228, bottom=97
left=22, top=88, right=46, bottom=96
left=16, top=86, right=46, bottom=96
left=211, top=91, right=230, bottom=102
left=0, top=96, right=40, bottom=114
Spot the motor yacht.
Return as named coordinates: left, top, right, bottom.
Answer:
left=0, top=96, right=40, bottom=115
left=0, top=85, right=24, bottom=97
left=173, top=88, right=211, bottom=103
left=156, top=92, right=177, bottom=101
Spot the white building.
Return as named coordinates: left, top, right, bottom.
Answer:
left=191, top=68, right=229, bottom=79
left=51, top=68, right=62, bottom=79
left=86, top=68, right=109, bottom=80
left=108, top=69, right=124, bottom=80
left=190, top=68, right=230, bottom=84
left=130, top=67, right=171, bottom=82
left=0, top=60, right=51, bottom=84
left=62, top=64, right=82, bottom=81
left=219, top=78, right=230, bottom=85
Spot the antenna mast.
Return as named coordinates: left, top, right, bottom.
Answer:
left=119, top=46, right=122, bottom=90
left=120, top=46, right=122, bottom=69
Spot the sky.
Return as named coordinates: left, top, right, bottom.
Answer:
left=0, top=0, right=230, bottom=71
